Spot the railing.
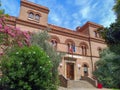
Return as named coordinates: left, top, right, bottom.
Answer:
left=59, top=74, right=68, bottom=88
left=81, top=76, right=97, bottom=87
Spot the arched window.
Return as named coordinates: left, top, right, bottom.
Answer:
left=35, top=14, right=40, bottom=21
left=50, top=36, right=60, bottom=49
left=81, top=45, right=87, bottom=56
left=94, top=31, right=102, bottom=38
left=67, top=42, right=75, bottom=52
left=65, top=39, right=75, bottom=53
left=28, top=12, right=34, bottom=19
left=83, top=64, right=89, bottom=76
left=80, top=42, right=88, bottom=56
left=67, top=42, right=75, bottom=53
left=97, top=47, right=102, bottom=55
left=94, top=31, right=98, bottom=37
left=51, top=39, right=57, bottom=48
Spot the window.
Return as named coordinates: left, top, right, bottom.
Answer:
left=98, top=48, right=102, bottom=55
left=67, top=42, right=75, bottom=53
left=94, top=31, right=98, bottom=37
left=83, top=64, right=88, bottom=76
left=51, top=39, right=57, bottom=48
left=81, top=45, right=87, bottom=56
left=94, top=31, right=102, bottom=38
left=35, top=14, right=40, bottom=21
left=28, top=12, right=34, bottom=19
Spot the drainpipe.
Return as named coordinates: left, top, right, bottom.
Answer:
left=88, top=27, right=94, bottom=74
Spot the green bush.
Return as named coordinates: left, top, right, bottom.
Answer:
left=0, top=46, right=54, bottom=90
left=31, top=31, right=64, bottom=89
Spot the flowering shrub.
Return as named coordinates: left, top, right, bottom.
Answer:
left=0, top=16, right=31, bottom=55
left=0, top=46, right=54, bottom=90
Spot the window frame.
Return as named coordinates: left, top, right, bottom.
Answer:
left=35, top=14, right=40, bottom=21
left=28, top=12, right=34, bottom=19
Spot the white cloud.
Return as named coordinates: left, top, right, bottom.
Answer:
left=50, top=13, right=62, bottom=25
left=79, top=6, right=90, bottom=19
left=99, top=0, right=116, bottom=27
left=1, top=0, right=116, bottom=29
left=100, top=14, right=116, bottom=27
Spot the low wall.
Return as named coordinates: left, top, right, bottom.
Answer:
left=81, top=76, right=97, bottom=87
left=59, top=75, right=68, bottom=88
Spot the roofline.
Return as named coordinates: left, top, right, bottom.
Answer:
left=77, top=21, right=103, bottom=32
left=21, top=0, right=49, bottom=14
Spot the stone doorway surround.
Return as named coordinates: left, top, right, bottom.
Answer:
left=66, top=62, right=74, bottom=80
left=64, top=57, right=76, bottom=80
left=64, top=54, right=83, bottom=80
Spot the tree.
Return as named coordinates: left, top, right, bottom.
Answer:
left=0, top=16, right=31, bottom=55
left=98, top=21, right=120, bottom=45
left=98, top=0, right=120, bottom=45
left=94, top=0, right=120, bottom=89
left=0, top=1, right=60, bottom=89
left=93, top=48, right=120, bottom=88
left=113, top=0, right=120, bottom=20
left=31, top=30, right=64, bottom=90
left=0, top=0, right=5, bottom=15
left=0, top=46, right=54, bottom=90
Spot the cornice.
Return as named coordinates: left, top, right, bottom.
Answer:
left=87, top=21, right=103, bottom=28
left=77, top=21, right=103, bottom=32
left=4, top=16, right=106, bottom=44
left=90, top=37, right=106, bottom=44
left=16, top=18, right=47, bottom=30
left=48, top=24, right=89, bottom=41
left=58, top=51, right=100, bottom=58
left=21, top=0, right=49, bottom=14
left=50, top=28, right=89, bottom=41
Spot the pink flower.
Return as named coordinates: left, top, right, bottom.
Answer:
left=23, top=31, right=31, bottom=40
left=4, top=26, right=10, bottom=33
left=0, top=52, right=3, bottom=56
left=0, top=24, right=2, bottom=29
left=9, top=32, right=16, bottom=37
left=25, top=39, right=30, bottom=46
left=17, top=41, right=23, bottom=47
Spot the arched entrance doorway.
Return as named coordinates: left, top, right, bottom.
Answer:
left=82, top=63, right=89, bottom=76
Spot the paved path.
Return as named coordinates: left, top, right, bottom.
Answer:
left=58, top=87, right=112, bottom=90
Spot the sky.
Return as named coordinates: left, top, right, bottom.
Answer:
left=1, top=0, right=116, bottom=30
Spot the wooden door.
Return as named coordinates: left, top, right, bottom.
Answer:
left=66, top=63, right=74, bottom=80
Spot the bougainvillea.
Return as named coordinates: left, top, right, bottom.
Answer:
left=0, top=16, right=31, bottom=55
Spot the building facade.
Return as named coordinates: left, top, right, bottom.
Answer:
left=6, top=0, right=107, bottom=81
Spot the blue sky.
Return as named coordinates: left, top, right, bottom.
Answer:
left=1, top=0, right=116, bottom=30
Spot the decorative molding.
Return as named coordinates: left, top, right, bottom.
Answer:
left=65, top=39, right=75, bottom=45
left=82, top=62, right=90, bottom=67
left=79, top=42, right=89, bottom=49
left=50, top=35, right=60, bottom=43
left=16, top=18, right=47, bottom=29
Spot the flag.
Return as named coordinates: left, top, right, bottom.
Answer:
left=68, top=45, right=76, bottom=53
left=72, top=45, right=76, bottom=52
left=69, top=45, right=73, bottom=53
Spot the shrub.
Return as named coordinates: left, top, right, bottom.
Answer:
left=0, top=46, right=54, bottom=90
left=31, top=31, right=64, bottom=89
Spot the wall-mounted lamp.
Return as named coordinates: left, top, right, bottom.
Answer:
left=59, top=63, right=63, bottom=68
left=78, top=64, right=81, bottom=69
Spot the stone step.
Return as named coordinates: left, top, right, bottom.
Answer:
left=68, top=80, right=95, bottom=88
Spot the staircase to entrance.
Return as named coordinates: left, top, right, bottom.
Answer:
left=67, top=80, right=95, bottom=88
left=59, top=75, right=97, bottom=88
